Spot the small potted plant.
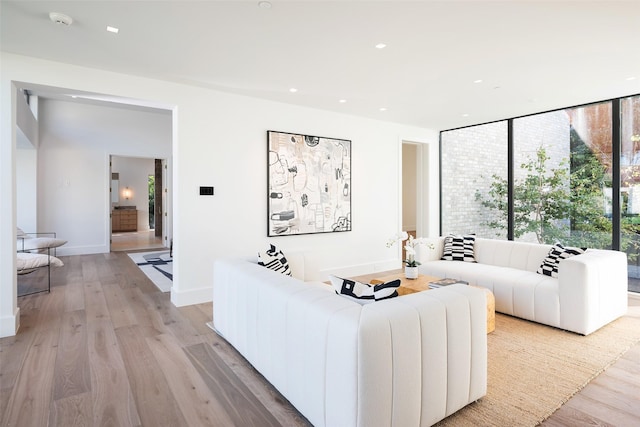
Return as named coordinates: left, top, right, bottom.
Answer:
left=387, top=232, right=432, bottom=279
left=403, top=236, right=420, bottom=279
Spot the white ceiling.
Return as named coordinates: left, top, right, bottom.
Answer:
left=2, top=0, right=639, bottom=131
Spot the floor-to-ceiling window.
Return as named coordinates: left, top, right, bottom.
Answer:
left=441, top=94, right=639, bottom=292
left=511, top=103, right=613, bottom=249
left=621, top=95, right=640, bottom=290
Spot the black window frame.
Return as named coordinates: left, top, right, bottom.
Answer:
left=439, top=93, right=640, bottom=253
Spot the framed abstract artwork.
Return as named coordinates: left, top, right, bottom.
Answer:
left=267, top=130, right=351, bottom=236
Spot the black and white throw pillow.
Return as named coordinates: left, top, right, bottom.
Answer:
left=329, top=276, right=401, bottom=304
left=258, top=244, right=292, bottom=276
left=441, top=234, right=476, bottom=262
left=537, top=244, right=586, bottom=278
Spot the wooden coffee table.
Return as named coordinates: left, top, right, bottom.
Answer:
left=351, top=270, right=495, bottom=334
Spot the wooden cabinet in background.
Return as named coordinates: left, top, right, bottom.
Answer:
left=112, top=209, right=138, bottom=232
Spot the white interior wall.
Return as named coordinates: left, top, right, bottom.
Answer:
left=37, top=99, right=171, bottom=255
left=15, top=90, right=38, bottom=232
left=16, top=89, right=37, bottom=146
left=402, top=143, right=417, bottom=231
left=1, top=80, right=19, bottom=337
left=16, top=146, right=37, bottom=232
left=1, top=52, right=440, bottom=337
left=111, top=156, right=156, bottom=231
left=424, top=141, right=440, bottom=238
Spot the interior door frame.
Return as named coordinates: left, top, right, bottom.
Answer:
left=398, top=137, right=440, bottom=240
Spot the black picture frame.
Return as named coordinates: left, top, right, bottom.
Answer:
left=267, top=130, right=351, bottom=236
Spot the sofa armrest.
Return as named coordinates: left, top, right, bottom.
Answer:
left=558, top=249, right=628, bottom=335
left=357, top=284, right=487, bottom=426
left=415, top=237, right=445, bottom=263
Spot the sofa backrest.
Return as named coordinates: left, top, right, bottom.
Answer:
left=474, top=238, right=552, bottom=273
left=286, top=250, right=306, bottom=280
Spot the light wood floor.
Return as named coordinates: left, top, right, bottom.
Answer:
left=111, top=230, right=166, bottom=252
left=2, top=253, right=639, bottom=427
left=3, top=252, right=310, bottom=427
left=542, top=295, right=640, bottom=426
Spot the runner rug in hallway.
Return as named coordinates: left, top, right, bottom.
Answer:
left=128, top=250, right=173, bottom=292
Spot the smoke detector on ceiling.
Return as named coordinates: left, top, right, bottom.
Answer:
left=49, top=12, right=73, bottom=26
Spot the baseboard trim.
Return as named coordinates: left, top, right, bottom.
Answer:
left=57, top=245, right=108, bottom=256
left=170, top=285, right=212, bottom=307
left=0, top=307, right=20, bottom=338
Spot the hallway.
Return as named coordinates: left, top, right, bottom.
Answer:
left=111, top=230, right=166, bottom=252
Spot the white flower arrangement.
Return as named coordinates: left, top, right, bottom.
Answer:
left=386, top=232, right=434, bottom=267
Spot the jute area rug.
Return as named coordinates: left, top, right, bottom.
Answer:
left=435, top=311, right=640, bottom=426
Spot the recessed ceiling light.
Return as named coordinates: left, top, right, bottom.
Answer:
left=473, top=79, right=483, bottom=84
left=289, top=88, right=298, bottom=93
left=379, top=107, right=387, bottom=112
left=626, top=76, right=637, bottom=81
left=339, top=99, right=347, bottom=103
left=258, top=1, right=272, bottom=9
left=106, top=26, right=119, bottom=34
left=375, top=43, right=387, bottom=49
left=462, top=113, right=470, bottom=117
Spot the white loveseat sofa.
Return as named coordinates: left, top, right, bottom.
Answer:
left=417, top=237, right=628, bottom=335
left=213, top=258, right=487, bottom=427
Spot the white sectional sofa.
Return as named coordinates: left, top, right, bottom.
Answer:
left=417, top=237, right=628, bottom=335
left=213, top=258, right=488, bottom=427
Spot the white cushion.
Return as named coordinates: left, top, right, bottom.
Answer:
left=17, top=237, right=67, bottom=250
left=16, top=252, right=64, bottom=273
left=474, top=238, right=551, bottom=272
left=414, top=238, right=444, bottom=263
left=285, top=251, right=305, bottom=280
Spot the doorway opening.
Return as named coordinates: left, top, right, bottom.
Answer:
left=110, top=155, right=167, bottom=252
left=400, top=138, right=438, bottom=260
left=402, top=143, right=420, bottom=260
left=149, top=174, right=155, bottom=229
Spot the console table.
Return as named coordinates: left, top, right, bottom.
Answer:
left=112, top=208, right=137, bottom=232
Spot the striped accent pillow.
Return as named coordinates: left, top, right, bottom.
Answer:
left=441, top=234, right=476, bottom=262
left=537, top=244, right=586, bottom=278
left=258, top=244, right=292, bottom=276
left=329, top=276, right=401, bottom=304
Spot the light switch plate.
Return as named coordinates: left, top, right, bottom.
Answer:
left=200, top=186, right=214, bottom=196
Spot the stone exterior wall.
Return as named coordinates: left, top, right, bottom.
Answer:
left=441, top=111, right=570, bottom=241
left=441, top=121, right=508, bottom=238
